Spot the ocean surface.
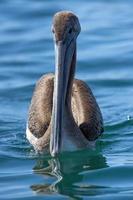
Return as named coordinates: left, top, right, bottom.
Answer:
left=0, top=0, right=133, bottom=199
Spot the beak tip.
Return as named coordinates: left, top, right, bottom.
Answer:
left=50, top=144, right=60, bottom=157
left=50, top=149, right=59, bottom=157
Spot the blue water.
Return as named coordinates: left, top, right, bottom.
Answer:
left=0, top=0, right=133, bottom=199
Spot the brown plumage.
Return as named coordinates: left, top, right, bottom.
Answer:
left=26, top=11, right=104, bottom=156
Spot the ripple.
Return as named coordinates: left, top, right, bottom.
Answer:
left=105, top=119, right=133, bottom=131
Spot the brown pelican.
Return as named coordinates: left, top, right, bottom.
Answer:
left=26, top=11, right=104, bottom=157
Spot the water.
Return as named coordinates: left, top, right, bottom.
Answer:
left=0, top=0, right=133, bottom=199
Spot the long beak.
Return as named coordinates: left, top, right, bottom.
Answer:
left=50, top=40, right=75, bottom=157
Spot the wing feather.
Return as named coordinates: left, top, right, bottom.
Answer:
left=71, top=79, right=104, bottom=141
left=28, top=73, right=54, bottom=138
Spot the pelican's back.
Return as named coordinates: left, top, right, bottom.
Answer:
left=27, top=74, right=103, bottom=143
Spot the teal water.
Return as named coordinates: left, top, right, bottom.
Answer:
left=0, top=0, right=133, bottom=199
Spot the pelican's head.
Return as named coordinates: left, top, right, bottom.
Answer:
left=52, top=11, right=81, bottom=44
left=50, top=11, right=81, bottom=157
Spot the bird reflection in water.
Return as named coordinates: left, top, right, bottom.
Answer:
left=30, top=150, right=108, bottom=198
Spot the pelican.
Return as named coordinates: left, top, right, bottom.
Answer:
left=26, top=11, right=104, bottom=157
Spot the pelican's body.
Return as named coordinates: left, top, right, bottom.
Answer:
left=26, top=11, right=104, bottom=156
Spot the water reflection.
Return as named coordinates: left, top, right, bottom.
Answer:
left=31, top=150, right=108, bottom=197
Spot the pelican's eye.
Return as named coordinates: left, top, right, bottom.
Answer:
left=68, top=28, right=72, bottom=34
left=52, top=28, right=55, bottom=34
